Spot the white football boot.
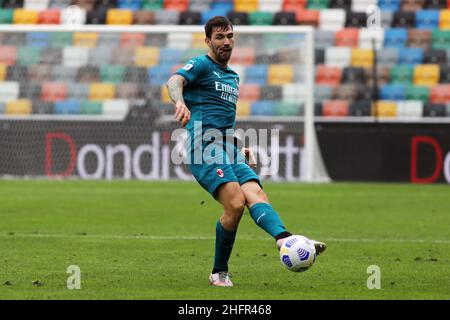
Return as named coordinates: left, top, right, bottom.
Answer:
left=209, top=271, right=233, bottom=287
left=277, top=236, right=327, bottom=255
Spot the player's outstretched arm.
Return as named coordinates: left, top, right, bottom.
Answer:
left=166, top=75, right=191, bottom=127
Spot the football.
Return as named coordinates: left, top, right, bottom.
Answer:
left=279, top=235, right=317, bottom=272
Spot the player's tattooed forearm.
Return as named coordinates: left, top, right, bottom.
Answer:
left=167, top=76, right=186, bottom=104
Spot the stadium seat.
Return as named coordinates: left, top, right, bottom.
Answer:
left=230, top=47, right=255, bottom=65
left=314, top=85, right=334, bottom=102
left=89, top=83, right=116, bottom=100
left=423, top=102, right=447, bottom=116
left=76, top=66, right=100, bottom=83
left=238, top=84, right=260, bottom=101
left=249, top=11, right=273, bottom=25
left=429, top=84, right=450, bottom=103
left=414, top=64, right=440, bottom=86
left=134, top=47, right=159, bottom=67
left=282, top=84, right=305, bottom=103
left=333, top=84, right=359, bottom=100
left=67, top=83, right=90, bottom=100
left=189, top=0, right=210, bottom=11
left=81, top=100, right=102, bottom=114
left=6, top=66, right=27, bottom=83
left=378, top=0, right=401, bottom=11
left=88, top=47, right=112, bottom=66
left=424, top=49, right=447, bottom=63
left=250, top=101, right=275, bottom=116
left=117, top=0, right=142, bottom=10
left=384, top=28, right=408, bottom=48
left=405, top=85, right=430, bottom=102
left=148, top=64, right=173, bottom=86
left=260, top=85, right=282, bottom=100
left=273, top=11, right=296, bottom=25
left=73, top=32, right=98, bottom=47
left=164, top=0, right=189, bottom=11
left=0, top=64, right=6, bottom=81
left=236, top=100, right=251, bottom=117
left=32, top=101, right=54, bottom=115
left=349, top=99, right=372, bottom=116
left=335, top=28, right=359, bottom=47
left=401, top=0, right=426, bottom=11
left=52, top=66, right=77, bottom=82
left=275, top=102, right=301, bottom=116
left=17, top=46, right=41, bottom=66
left=179, top=11, right=201, bottom=25
left=283, top=0, right=307, bottom=11
left=26, top=32, right=50, bottom=48
left=307, top=0, right=329, bottom=9
left=396, top=100, right=423, bottom=118
left=23, top=0, right=50, bottom=10
left=315, top=65, right=342, bottom=85
left=352, top=0, right=377, bottom=12
left=390, top=65, right=413, bottom=84
left=160, top=84, right=171, bottom=104
left=234, top=0, right=258, bottom=12
left=345, top=11, right=367, bottom=28
left=5, top=99, right=32, bottom=115
left=117, top=83, right=141, bottom=100
left=408, top=29, right=432, bottom=49
left=55, top=100, right=81, bottom=115
left=322, top=100, right=350, bottom=117
left=358, top=29, right=384, bottom=50
left=268, top=64, right=293, bottom=85
left=374, top=101, right=397, bottom=117
left=142, top=0, right=163, bottom=10
left=416, top=10, right=439, bottom=29
left=96, top=0, right=117, bottom=11
left=112, top=47, right=135, bottom=65
left=106, top=9, right=133, bottom=25
left=41, top=82, right=67, bottom=102
left=133, top=10, right=155, bottom=24
left=86, top=9, right=107, bottom=24
left=381, top=10, right=394, bottom=28
left=159, top=48, right=182, bottom=64
left=295, top=9, right=319, bottom=27
left=315, top=48, right=325, bottom=64
left=50, top=32, right=73, bottom=49
left=245, top=64, right=268, bottom=85
left=440, top=64, right=450, bottom=82
left=431, top=30, right=450, bottom=49
left=351, top=48, right=374, bottom=67
left=259, top=0, right=282, bottom=12
left=341, top=66, right=365, bottom=83
left=397, top=48, right=424, bottom=65
left=438, top=9, right=450, bottom=29
left=0, top=81, right=19, bottom=103
left=38, top=9, right=60, bottom=24
left=13, top=9, right=38, bottom=24
left=125, top=66, right=148, bottom=83
left=0, top=9, right=13, bottom=23
left=319, top=9, right=346, bottom=30
left=315, top=30, right=335, bottom=50
left=63, top=47, right=89, bottom=67
left=120, top=33, right=146, bottom=48
left=227, top=11, right=249, bottom=25
left=380, top=84, right=406, bottom=100
left=424, top=0, right=446, bottom=9
left=325, top=47, right=351, bottom=67
left=100, top=65, right=125, bottom=83
left=211, top=0, right=234, bottom=12
left=393, top=11, right=416, bottom=28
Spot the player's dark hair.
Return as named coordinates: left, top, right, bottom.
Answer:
left=205, top=16, right=233, bottom=39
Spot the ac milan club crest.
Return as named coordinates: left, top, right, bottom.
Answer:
left=216, top=169, right=224, bottom=177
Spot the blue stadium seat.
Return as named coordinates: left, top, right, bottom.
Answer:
left=380, top=84, right=406, bottom=100
left=416, top=10, right=440, bottom=30
left=201, top=8, right=228, bottom=25
left=378, top=0, right=401, bottom=11
left=148, top=64, right=173, bottom=86
left=250, top=101, right=275, bottom=116
left=26, top=32, right=50, bottom=48
left=384, top=28, right=408, bottom=48
left=244, top=64, right=268, bottom=85
left=158, top=48, right=182, bottom=64
left=117, top=0, right=142, bottom=10
left=211, top=0, right=233, bottom=13
left=55, top=100, right=81, bottom=115
left=397, top=48, right=424, bottom=65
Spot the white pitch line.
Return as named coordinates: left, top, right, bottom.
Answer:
left=1, top=233, right=450, bottom=244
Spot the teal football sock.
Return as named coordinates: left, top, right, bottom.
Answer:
left=213, top=220, right=237, bottom=273
left=249, top=202, right=287, bottom=239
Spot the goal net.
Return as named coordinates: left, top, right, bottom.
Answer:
left=0, top=25, right=329, bottom=182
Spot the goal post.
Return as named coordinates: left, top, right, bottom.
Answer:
left=0, top=24, right=329, bottom=182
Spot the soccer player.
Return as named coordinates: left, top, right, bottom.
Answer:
left=166, top=16, right=326, bottom=287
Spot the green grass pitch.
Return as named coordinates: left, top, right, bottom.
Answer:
left=0, top=180, right=449, bottom=300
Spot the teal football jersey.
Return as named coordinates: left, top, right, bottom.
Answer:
left=175, top=55, right=240, bottom=137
